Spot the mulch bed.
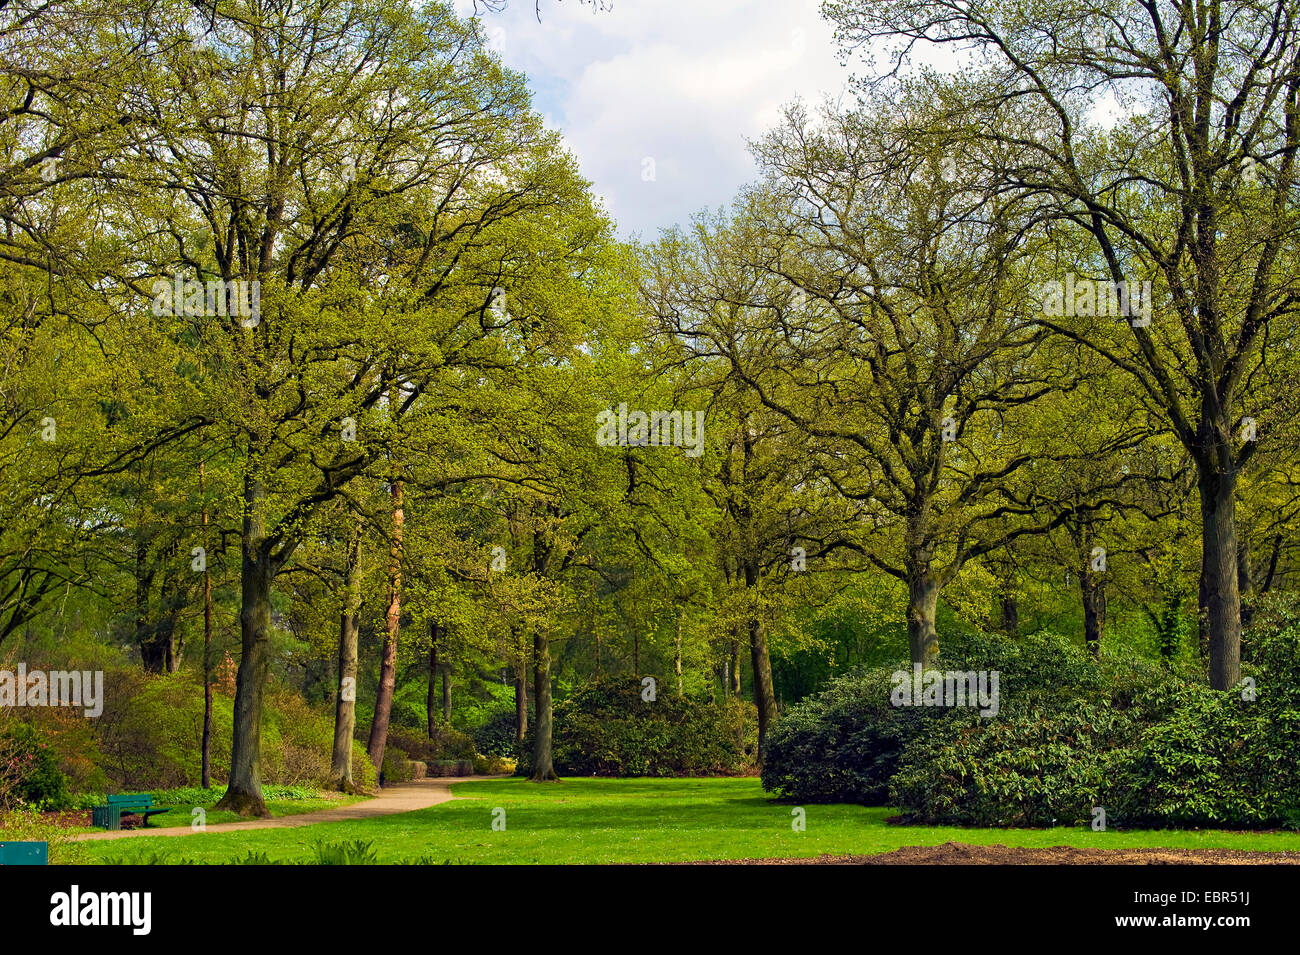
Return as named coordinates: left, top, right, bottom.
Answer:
left=680, top=841, right=1300, bottom=865
left=33, top=809, right=157, bottom=830
left=38, top=809, right=95, bottom=829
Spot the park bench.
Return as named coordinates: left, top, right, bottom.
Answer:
left=91, top=793, right=172, bottom=831
left=0, top=841, right=47, bottom=865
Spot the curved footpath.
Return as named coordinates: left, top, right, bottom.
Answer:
left=69, top=776, right=482, bottom=842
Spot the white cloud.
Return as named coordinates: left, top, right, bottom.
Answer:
left=458, top=0, right=853, bottom=238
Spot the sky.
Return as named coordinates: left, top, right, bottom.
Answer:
left=451, top=0, right=857, bottom=240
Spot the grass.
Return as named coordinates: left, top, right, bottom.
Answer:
left=76, top=777, right=1300, bottom=864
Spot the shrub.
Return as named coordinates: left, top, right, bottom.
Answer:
left=471, top=709, right=519, bottom=759
left=1106, top=623, right=1300, bottom=828
left=762, top=630, right=1100, bottom=805
left=0, top=722, right=73, bottom=810
left=74, top=668, right=376, bottom=793
left=762, top=666, right=956, bottom=804
left=472, top=753, right=517, bottom=775
left=850, top=622, right=1300, bottom=830
left=518, top=678, right=756, bottom=777
left=890, top=700, right=1139, bottom=826
left=146, top=784, right=321, bottom=806
left=387, top=725, right=476, bottom=762
left=380, top=745, right=413, bottom=783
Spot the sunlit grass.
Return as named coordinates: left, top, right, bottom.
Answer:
left=78, top=777, right=1300, bottom=864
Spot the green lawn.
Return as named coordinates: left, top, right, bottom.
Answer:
left=72, top=777, right=1300, bottom=864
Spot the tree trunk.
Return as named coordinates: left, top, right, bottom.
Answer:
left=530, top=628, right=557, bottom=781
left=1198, top=470, right=1242, bottom=690
left=441, top=664, right=451, bottom=723
left=1261, top=534, right=1283, bottom=595
left=906, top=573, right=940, bottom=666
left=674, top=615, right=683, bottom=695
left=134, top=524, right=158, bottom=672
left=426, top=621, right=440, bottom=737
left=201, top=464, right=213, bottom=790
left=743, top=561, right=777, bottom=760
left=155, top=569, right=184, bottom=674
left=367, top=480, right=404, bottom=774
left=1081, top=568, right=1105, bottom=659
left=729, top=636, right=741, bottom=695
left=998, top=570, right=1019, bottom=637
left=214, top=475, right=273, bottom=817
left=748, top=615, right=777, bottom=760
left=514, top=669, right=528, bottom=743
left=329, top=515, right=363, bottom=791
left=1000, top=592, right=1019, bottom=636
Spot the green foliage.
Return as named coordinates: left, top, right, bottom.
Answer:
left=311, top=839, right=378, bottom=865
left=762, top=630, right=1100, bottom=805
left=1108, top=619, right=1300, bottom=828
left=762, top=666, right=954, bottom=804
left=890, top=700, right=1137, bottom=826
left=49, top=668, right=376, bottom=793
left=145, top=784, right=321, bottom=806
left=519, top=677, right=757, bottom=776
left=0, top=805, right=90, bottom=864
left=470, top=708, right=519, bottom=759
left=471, top=753, right=517, bottom=775
left=387, top=725, right=476, bottom=762
left=776, top=617, right=1300, bottom=830
left=0, top=722, right=72, bottom=810
left=232, top=850, right=277, bottom=865
left=380, top=746, right=413, bottom=784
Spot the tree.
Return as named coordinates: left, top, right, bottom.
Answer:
left=826, top=0, right=1300, bottom=688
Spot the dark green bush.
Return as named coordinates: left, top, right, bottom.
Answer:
left=890, top=700, right=1138, bottom=826
left=762, top=630, right=1100, bottom=805
left=811, top=617, right=1300, bottom=830
left=518, top=678, right=756, bottom=776
left=0, top=722, right=73, bottom=810
left=471, top=709, right=519, bottom=759
left=1106, top=622, right=1300, bottom=828
left=762, top=666, right=956, bottom=804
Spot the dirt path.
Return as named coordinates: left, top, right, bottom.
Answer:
left=69, top=777, right=481, bottom=842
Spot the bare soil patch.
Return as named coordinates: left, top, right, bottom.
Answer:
left=685, top=841, right=1300, bottom=865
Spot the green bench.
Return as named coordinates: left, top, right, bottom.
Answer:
left=91, top=793, right=172, bottom=831
left=0, top=841, right=47, bottom=865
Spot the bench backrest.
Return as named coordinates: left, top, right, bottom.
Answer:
left=0, top=841, right=49, bottom=865
left=107, top=793, right=153, bottom=808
